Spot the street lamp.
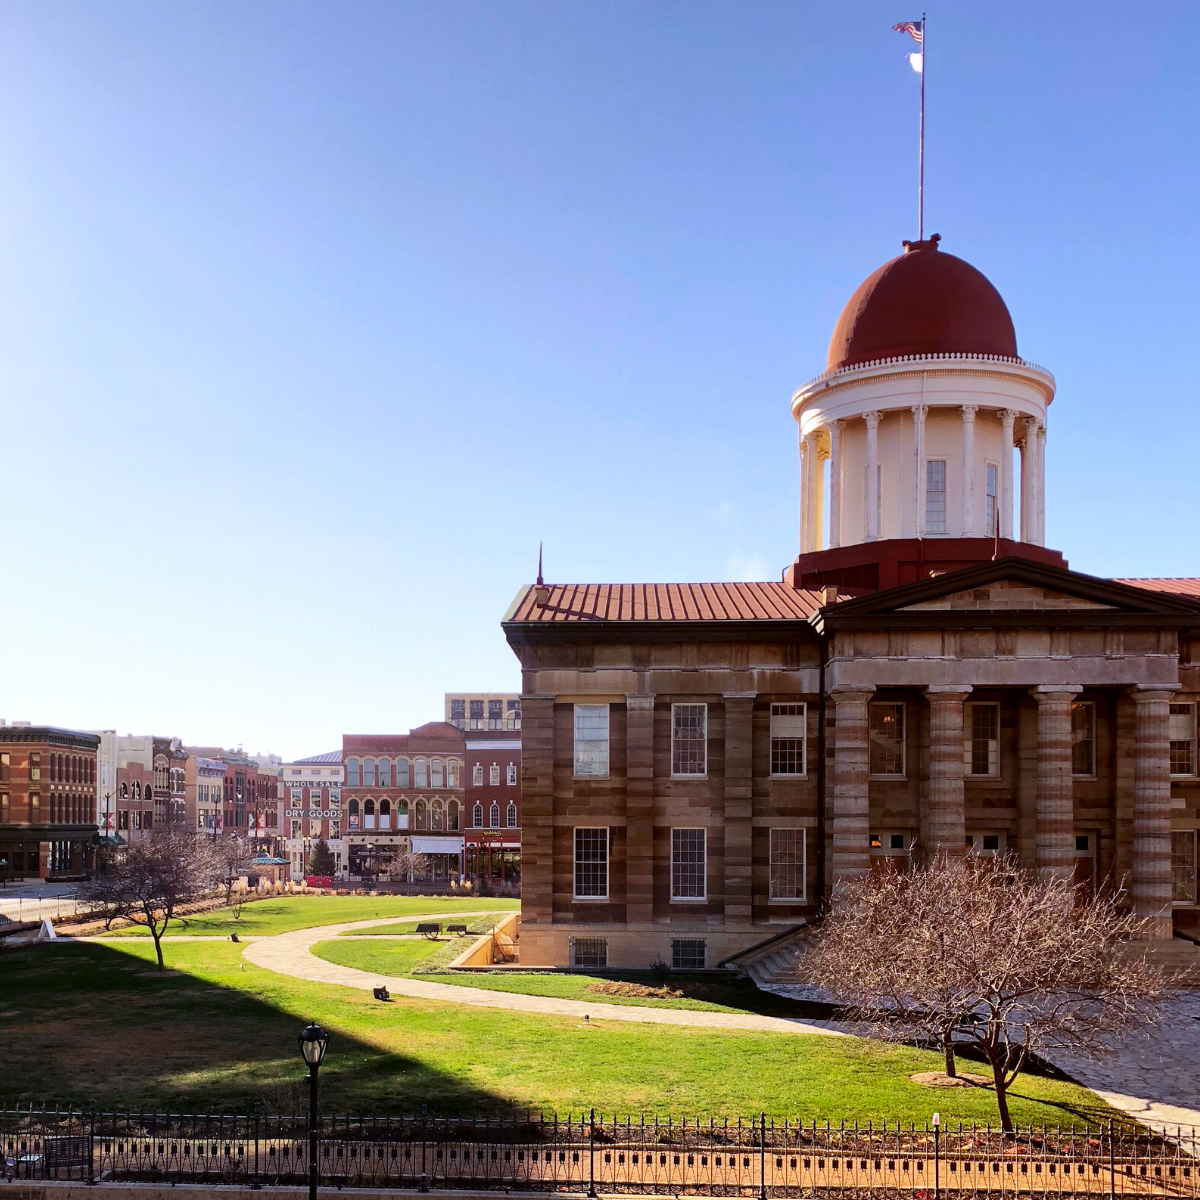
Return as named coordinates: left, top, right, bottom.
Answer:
left=298, top=1023, right=330, bottom=1200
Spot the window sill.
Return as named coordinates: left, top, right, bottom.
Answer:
left=869, top=774, right=906, bottom=782
left=769, top=773, right=807, bottom=781
left=768, top=896, right=807, bottom=904
left=670, top=775, right=708, bottom=782
left=572, top=896, right=610, bottom=903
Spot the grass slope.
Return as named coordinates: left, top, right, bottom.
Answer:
left=0, top=935, right=1117, bottom=1130
left=102, top=896, right=518, bottom=938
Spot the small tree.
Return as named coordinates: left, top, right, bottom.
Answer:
left=801, top=852, right=1170, bottom=1131
left=212, top=835, right=252, bottom=906
left=75, top=827, right=217, bottom=970
left=307, top=838, right=337, bottom=877
left=392, top=849, right=431, bottom=883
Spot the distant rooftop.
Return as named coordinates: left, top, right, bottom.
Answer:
left=293, top=750, right=343, bottom=765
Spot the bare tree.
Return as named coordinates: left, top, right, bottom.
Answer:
left=212, top=835, right=252, bottom=906
left=800, top=852, right=1170, bottom=1131
left=392, top=849, right=431, bottom=883
left=76, top=827, right=218, bottom=970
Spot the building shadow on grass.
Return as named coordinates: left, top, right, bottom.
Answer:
left=0, top=940, right=512, bottom=1116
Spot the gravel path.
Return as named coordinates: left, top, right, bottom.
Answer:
left=241, top=916, right=846, bottom=1037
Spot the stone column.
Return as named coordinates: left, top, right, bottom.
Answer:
left=961, top=405, right=978, bottom=536
left=624, top=694, right=656, bottom=925
left=805, top=433, right=825, bottom=553
left=864, top=412, right=881, bottom=541
left=911, top=404, right=927, bottom=537
left=1021, top=417, right=1042, bottom=546
left=1131, top=686, right=1175, bottom=939
left=799, top=431, right=811, bottom=554
left=723, top=693, right=756, bottom=922
left=830, top=687, right=874, bottom=887
left=828, top=420, right=843, bottom=548
left=1036, top=422, right=1047, bottom=545
left=924, top=687, right=971, bottom=854
left=1032, top=685, right=1082, bottom=881
left=519, top=696, right=555, bottom=924
left=999, top=409, right=1016, bottom=540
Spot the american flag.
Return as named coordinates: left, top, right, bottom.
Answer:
left=894, top=20, right=924, bottom=43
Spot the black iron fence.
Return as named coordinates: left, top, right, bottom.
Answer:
left=2, top=1106, right=1197, bottom=1196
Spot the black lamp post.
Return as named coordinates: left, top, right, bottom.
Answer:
left=298, top=1022, right=330, bottom=1200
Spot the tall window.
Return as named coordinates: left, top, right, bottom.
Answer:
left=363, top=758, right=376, bottom=786
left=1071, top=702, right=1096, bottom=776
left=473, top=762, right=484, bottom=786
left=447, top=800, right=459, bottom=831
left=489, top=802, right=500, bottom=828
left=671, top=828, right=707, bottom=899
left=507, top=761, right=517, bottom=785
left=489, top=699, right=503, bottom=729
left=868, top=702, right=905, bottom=777
left=770, top=703, right=806, bottom=776
left=671, top=704, right=707, bottom=776
left=396, top=758, right=410, bottom=787
left=926, top=459, right=947, bottom=533
left=432, top=799, right=443, bottom=830
left=447, top=760, right=458, bottom=787
left=985, top=463, right=999, bottom=535
left=507, top=802, right=518, bottom=828
left=450, top=698, right=465, bottom=728
left=1172, top=830, right=1197, bottom=905
left=770, top=828, right=806, bottom=901
left=965, top=702, right=1000, bottom=776
left=431, top=759, right=444, bottom=787
left=573, top=705, right=610, bottom=778
left=489, top=763, right=501, bottom=786
left=375, top=758, right=389, bottom=787
left=473, top=803, right=484, bottom=828
left=414, top=759, right=428, bottom=786
left=574, top=827, right=608, bottom=899
left=415, top=798, right=427, bottom=829
left=1170, top=703, right=1197, bottom=776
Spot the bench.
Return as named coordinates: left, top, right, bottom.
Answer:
left=446, top=923, right=469, bottom=936
left=415, top=922, right=442, bottom=940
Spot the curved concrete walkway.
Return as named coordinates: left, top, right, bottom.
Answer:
left=242, top=914, right=845, bottom=1037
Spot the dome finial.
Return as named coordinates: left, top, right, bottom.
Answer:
left=901, top=232, right=941, bottom=254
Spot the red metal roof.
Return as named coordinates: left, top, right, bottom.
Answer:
left=506, top=582, right=825, bottom=624
left=1114, top=578, right=1200, bottom=599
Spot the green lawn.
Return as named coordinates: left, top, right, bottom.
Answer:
left=101, top=895, right=518, bottom=938
left=339, top=912, right=513, bottom=937
left=315, top=936, right=448, bottom=974
left=0, top=935, right=1120, bottom=1130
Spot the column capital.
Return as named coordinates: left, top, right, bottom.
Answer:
left=828, top=686, right=876, bottom=702
left=960, top=404, right=979, bottom=420
left=1128, top=685, right=1179, bottom=704
left=910, top=403, right=927, bottom=421
left=863, top=410, right=882, bottom=429
left=829, top=417, right=844, bottom=432
left=923, top=686, right=972, bottom=701
left=999, top=408, right=1018, bottom=424
left=625, top=693, right=656, bottom=710
left=1024, top=415, right=1043, bottom=435
left=1030, top=685, right=1083, bottom=703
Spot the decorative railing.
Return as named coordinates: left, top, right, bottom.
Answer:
left=795, top=352, right=1055, bottom=398
left=2, top=1105, right=1195, bottom=1195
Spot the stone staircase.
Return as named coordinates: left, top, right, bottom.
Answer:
left=719, top=923, right=818, bottom=990
left=1132, top=935, right=1200, bottom=985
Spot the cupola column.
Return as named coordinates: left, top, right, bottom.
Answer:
left=864, top=411, right=881, bottom=541
left=1036, top=422, right=1047, bottom=545
left=960, top=405, right=978, bottom=536
left=828, top=420, right=843, bottom=549
left=999, top=409, right=1017, bottom=540
left=910, top=404, right=927, bottom=537
left=802, top=432, right=824, bottom=552
left=799, top=430, right=811, bottom=553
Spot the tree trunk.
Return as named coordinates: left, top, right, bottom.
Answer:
left=990, top=1056, right=1014, bottom=1133
left=151, top=926, right=165, bottom=971
left=942, top=1028, right=957, bottom=1078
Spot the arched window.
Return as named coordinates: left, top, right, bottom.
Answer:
left=364, top=797, right=375, bottom=830
left=473, top=803, right=484, bottom=828
left=348, top=798, right=359, bottom=816
left=431, top=759, right=444, bottom=788
left=364, top=798, right=375, bottom=814
left=415, top=798, right=427, bottom=830
left=507, top=803, right=518, bottom=828
left=447, top=760, right=458, bottom=788
left=379, top=798, right=391, bottom=830
left=133, top=782, right=141, bottom=800
left=397, top=799, right=409, bottom=815
left=145, top=786, right=153, bottom=803
left=363, top=758, right=376, bottom=786
left=396, top=758, right=410, bottom=787
left=490, top=803, right=500, bottom=829
left=448, top=800, right=459, bottom=831
left=414, top=759, right=428, bottom=786
left=489, top=763, right=500, bottom=786
left=347, top=759, right=361, bottom=787
left=432, top=799, right=443, bottom=831
left=473, top=763, right=483, bottom=786
left=120, top=782, right=128, bottom=799
left=377, top=758, right=391, bottom=787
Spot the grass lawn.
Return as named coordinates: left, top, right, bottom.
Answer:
left=101, top=895, right=518, bottom=938
left=315, top=936, right=448, bottom=974
left=0, top=935, right=1119, bottom=1130
left=339, top=912, right=513, bottom=937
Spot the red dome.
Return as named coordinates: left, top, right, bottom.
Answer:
left=827, top=235, right=1018, bottom=371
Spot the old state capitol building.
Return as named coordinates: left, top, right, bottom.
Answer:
left=503, top=235, right=1200, bottom=971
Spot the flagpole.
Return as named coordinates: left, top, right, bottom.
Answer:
left=918, top=12, right=926, bottom=241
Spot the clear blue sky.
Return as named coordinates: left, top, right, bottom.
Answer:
left=3, top=1, right=1198, bottom=759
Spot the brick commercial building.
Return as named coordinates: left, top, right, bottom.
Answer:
left=0, top=722, right=99, bottom=880
left=463, top=729, right=521, bottom=889
left=503, top=236, right=1200, bottom=970
left=342, top=723, right=465, bottom=881
left=281, top=751, right=344, bottom=879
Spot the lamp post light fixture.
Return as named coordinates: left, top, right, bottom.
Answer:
left=298, top=1023, right=330, bottom=1200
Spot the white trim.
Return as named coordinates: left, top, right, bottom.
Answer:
left=670, top=702, right=708, bottom=780
left=768, top=827, right=807, bottom=903
left=669, top=826, right=707, bottom=902
left=572, top=825, right=609, bottom=901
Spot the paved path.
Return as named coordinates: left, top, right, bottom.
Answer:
left=242, top=916, right=845, bottom=1037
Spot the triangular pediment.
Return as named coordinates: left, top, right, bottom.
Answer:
left=899, top=579, right=1115, bottom=612
left=819, top=556, right=1200, bottom=622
